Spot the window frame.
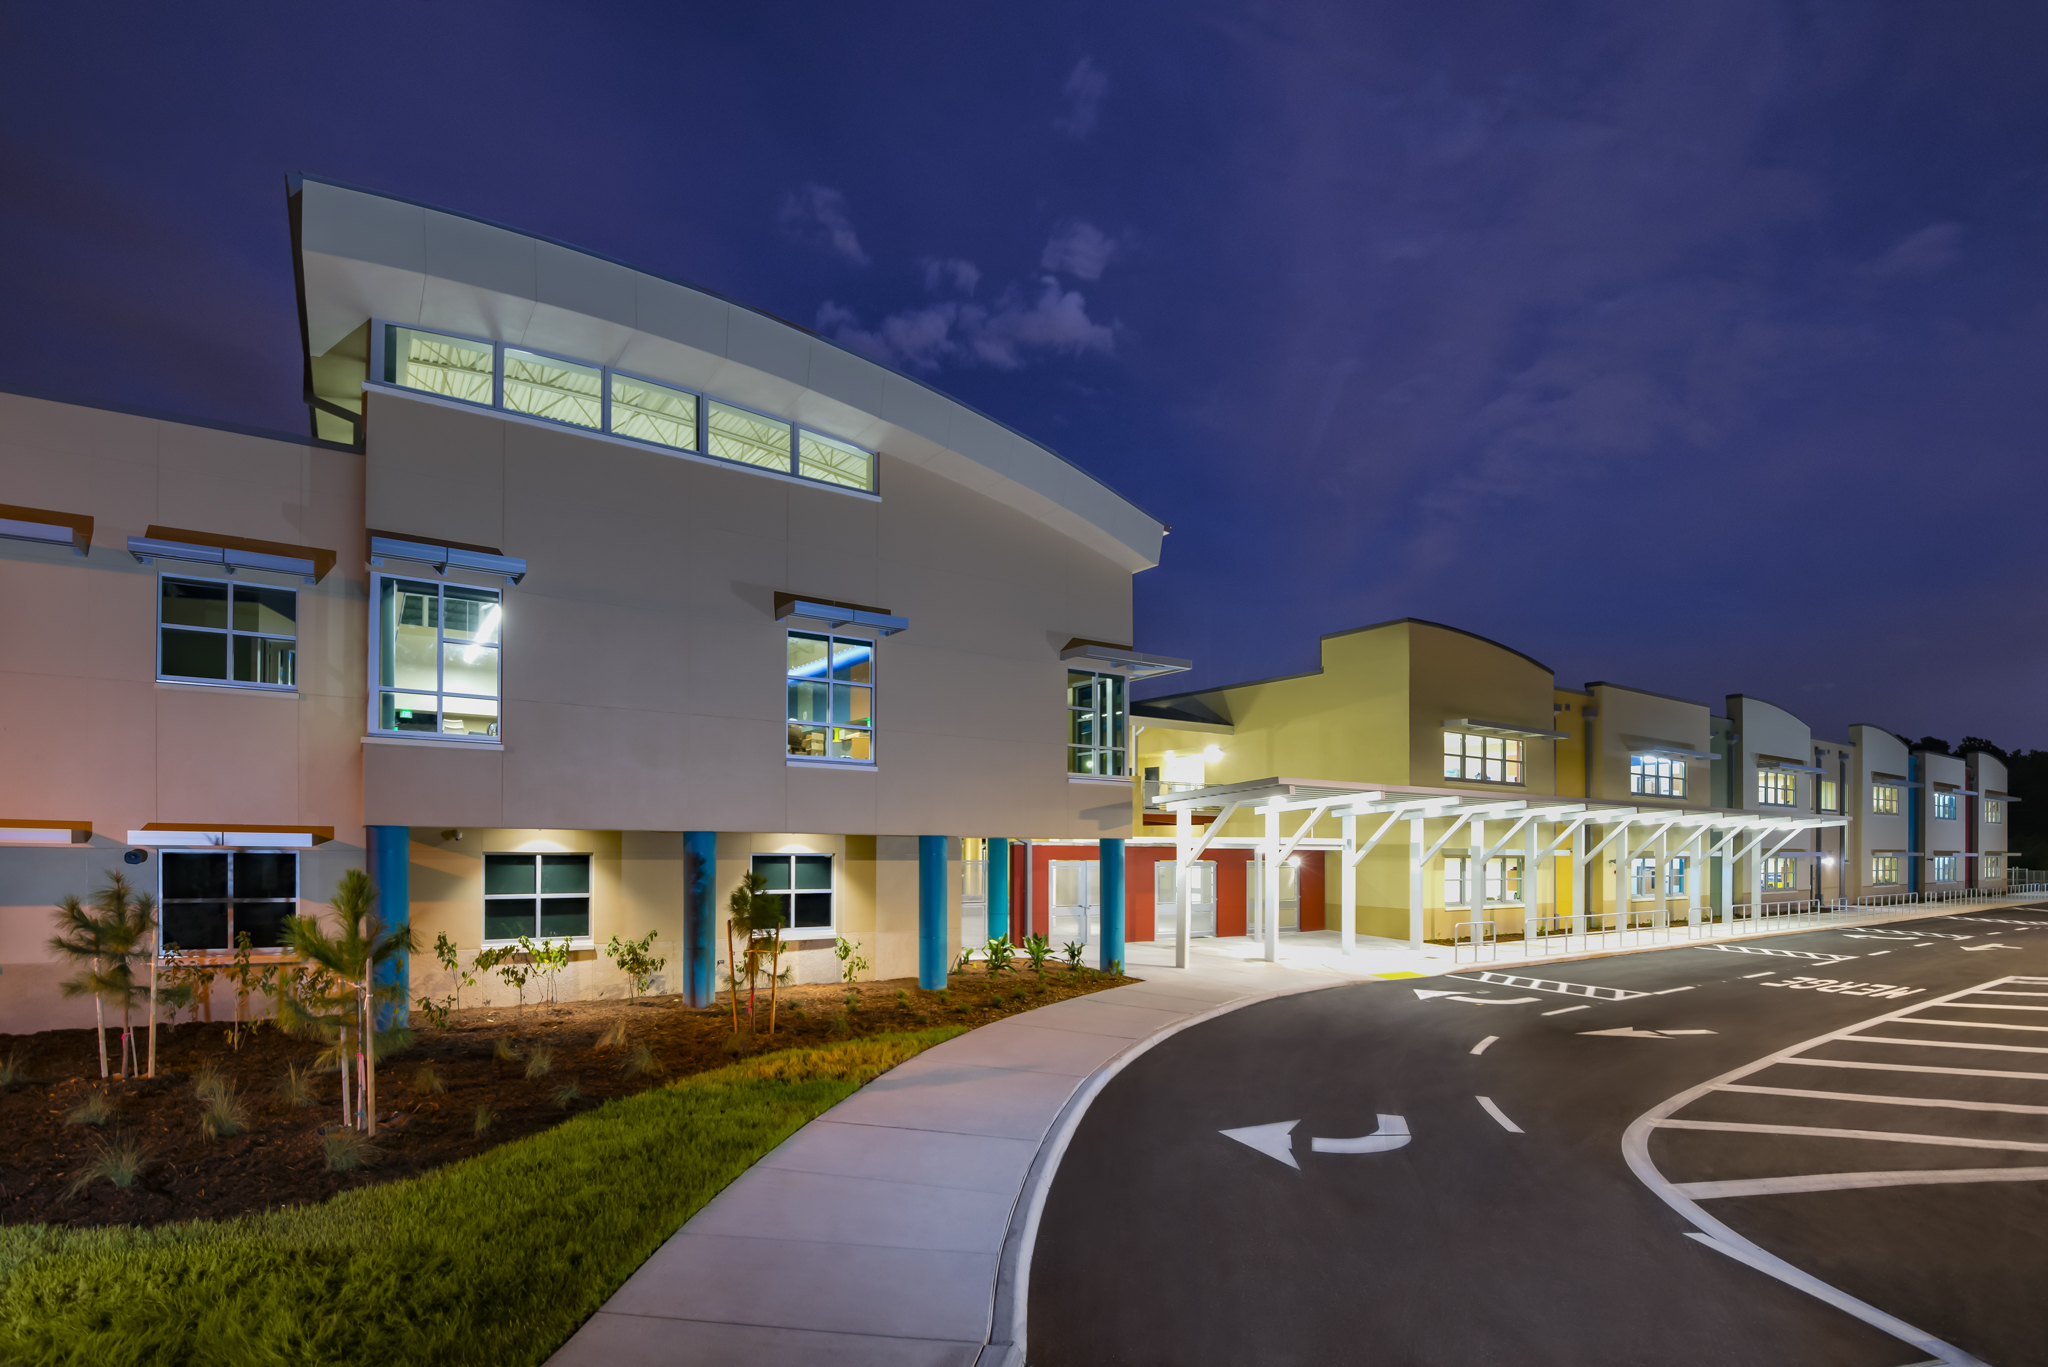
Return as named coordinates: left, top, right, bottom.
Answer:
left=1871, top=853, right=1901, bottom=885
left=481, top=851, right=594, bottom=946
left=1443, top=855, right=1524, bottom=905
left=1443, top=732, right=1524, bottom=786
left=1756, top=768, right=1797, bottom=807
left=1666, top=856, right=1689, bottom=898
left=1762, top=855, right=1796, bottom=891
left=1986, top=799, right=2005, bottom=825
left=155, top=572, right=299, bottom=693
left=371, top=322, right=879, bottom=495
left=1630, top=856, right=1658, bottom=899
left=1629, top=753, right=1686, bottom=799
left=1930, top=853, right=1959, bottom=884
left=1872, top=784, right=1901, bottom=816
left=749, top=852, right=837, bottom=940
left=1932, top=789, right=1959, bottom=821
left=157, top=849, right=300, bottom=955
left=1817, top=778, right=1839, bottom=813
left=786, top=630, right=876, bottom=764
left=369, top=572, right=504, bottom=744
left=1067, top=668, right=1129, bottom=777
left=1985, top=853, right=2005, bottom=879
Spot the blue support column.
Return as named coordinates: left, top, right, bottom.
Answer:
left=684, top=832, right=717, bottom=1008
left=987, top=837, right=1011, bottom=945
left=1098, top=838, right=1126, bottom=973
left=919, top=835, right=948, bottom=989
left=366, top=826, right=411, bottom=1028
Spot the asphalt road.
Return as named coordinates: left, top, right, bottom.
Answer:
left=1027, top=907, right=2048, bottom=1367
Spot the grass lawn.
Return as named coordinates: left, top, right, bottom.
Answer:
left=0, top=1027, right=964, bottom=1367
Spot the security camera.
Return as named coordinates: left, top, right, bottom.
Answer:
left=440, top=829, right=462, bottom=842
left=123, top=849, right=148, bottom=865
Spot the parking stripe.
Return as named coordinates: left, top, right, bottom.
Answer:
left=1716, top=1083, right=2048, bottom=1115
left=1675, top=1166, right=2048, bottom=1200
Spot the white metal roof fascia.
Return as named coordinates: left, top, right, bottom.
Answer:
left=297, top=179, right=1162, bottom=573
left=127, top=829, right=324, bottom=848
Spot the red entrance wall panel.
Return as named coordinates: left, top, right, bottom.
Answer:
left=1214, top=848, right=1251, bottom=938
left=1298, top=851, right=1326, bottom=931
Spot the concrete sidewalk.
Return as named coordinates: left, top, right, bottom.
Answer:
left=547, top=901, right=2035, bottom=1367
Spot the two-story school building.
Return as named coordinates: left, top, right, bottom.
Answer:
left=0, top=175, right=1185, bottom=1033
left=1088, top=619, right=2010, bottom=959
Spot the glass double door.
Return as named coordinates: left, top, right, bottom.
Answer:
left=1050, top=860, right=1101, bottom=946
left=1153, top=859, right=1217, bottom=940
left=1246, top=856, right=1300, bottom=937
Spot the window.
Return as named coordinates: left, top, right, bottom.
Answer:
left=1444, top=732, right=1523, bottom=785
left=374, top=576, right=502, bottom=740
left=609, top=374, right=698, bottom=451
left=1930, top=853, right=1959, bottom=883
left=1631, top=857, right=1657, bottom=898
left=159, top=851, right=298, bottom=952
left=158, top=577, right=297, bottom=689
left=1630, top=754, right=1686, bottom=798
left=484, top=853, right=590, bottom=942
left=1667, top=857, right=1689, bottom=897
left=1872, top=785, right=1901, bottom=815
left=502, top=348, right=601, bottom=429
left=375, top=324, right=879, bottom=492
left=1985, top=853, right=2005, bottom=879
left=1068, top=670, right=1128, bottom=776
left=1757, top=769, right=1797, bottom=807
left=707, top=400, right=792, bottom=473
left=1818, top=779, right=1839, bottom=812
left=1871, top=854, right=1900, bottom=885
left=386, top=326, right=495, bottom=405
left=788, top=632, right=873, bottom=761
left=1763, top=856, right=1795, bottom=891
left=751, top=853, right=835, bottom=935
left=1933, top=790, right=1958, bottom=821
left=1986, top=799, right=2005, bottom=825
left=1444, top=856, right=1523, bottom=905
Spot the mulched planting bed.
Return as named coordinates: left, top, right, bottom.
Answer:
left=0, top=962, right=1131, bottom=1230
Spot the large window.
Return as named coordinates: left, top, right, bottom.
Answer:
left=377, top=324, right=879, bottom=493
left=1067, top=670, right=1128, bottom=776
left=484, top=853, right=590, bottom=942
left=1757, top=769, right=1797, bottom=807
left=1667, top=857, right=1689, bottom=897
left=1986, top=799, right=2005, bottom=824
left=1930, top=853, right=1959, bottom=883
left=1444, top=733, right=1522, bottom=785
left=1631, top=857, right=1657, bottom=898
left=160, top=851, right=298, bottom=952
left=788, top=632, right=874, bottom=761
left=1763, top=856, right=1795, bottom=890
left=1630, top=754, right=1685, bottom=798
left=1818, top=779, right=1839, bottom=812
left=1871, top=854, right=1900, bottom=885
left=158, top=577, right=297, bottom=689
left=1985, top=853, right=2005, bottom=879
left=374, top=577, right=502, bottom=740
left=1872, top=785, right=1901, bottom=815
left=1932, top=790, right=1958, bottom=821
left=1444, top=856, right=1523, bottom=905
left=751, top=853, right=834, bottom=935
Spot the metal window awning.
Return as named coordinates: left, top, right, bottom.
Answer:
left=0, top=503, right=93, bottom=556
left=370, top=533, right=526, bottom=585
left=1625, top=737, right=1717, bottom=762
left=129, top=525, right=337, bottom=584
left=1060, top=638, right=1191, bottom=679
left=0, top=818, right=92, bottom=845
left=775, top=591, right=907, bottom=636
left=1757, top=759, right=1826, bottom=775
left=127, top=823, right=335, bottom=849
left=1444, top=717, right=1570, bottom=741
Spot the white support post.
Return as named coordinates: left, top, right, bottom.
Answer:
left=1467, top=817, right=1487, bottom=948
left=1174, top=805, right=1193, bottom=970
left=1523, top=815, right=1539, bottom=944
left=1611, top=818, right=1631, bottom=939
left=1684, top=826, right=1706, bottom=927
left=1571, top=820, right=1587, bottom=939
left=1340, top=812, right=1357, bottom=955
left=1409, top=816, right=1425, bottom=953
left=1657, top=825, right=1669, bottom=929
left=1262, top=804, right=1282, bottom=963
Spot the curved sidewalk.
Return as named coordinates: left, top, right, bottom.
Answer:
left=545, top=940, right=1415, bottom=1367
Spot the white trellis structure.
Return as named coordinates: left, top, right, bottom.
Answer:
left=1154, top=777, right=1851, bottom=967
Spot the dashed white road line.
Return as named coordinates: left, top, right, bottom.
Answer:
left=1470, top=1035, right=1498, bottom=1055
left=1653, top=986, right=1696, bottom=995
left=1717, top=1082, right=2048, bottom=1116
left=1675, top=1167, right=2048, bottom=1200
left=1541, top=1004, right=1590, bottom=1016
left=1475, top=1096, right=1523, bottom=1133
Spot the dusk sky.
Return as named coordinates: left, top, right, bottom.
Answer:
left=4, top=3, right=2044, bottom=746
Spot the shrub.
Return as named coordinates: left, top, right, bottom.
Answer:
left=63, top=1091, right=113, bottom=1127
left=67, top=1136, right=150, bottom=1196
left=0, top=1048, right=25, bottom=1089
left=596, top=1021, right=630, bottom=1052
left=191, top=1063, right=231, bottom=1106
left=618, top=1044, right=662, bottom=1081
left=200, top=1086, right=248, bottom=1141
left=323, top=1129, right=379, bottom=1172
left=473, top=1104, right=496, bottom=1138
left=983, top=938, right=1016, bottom=974
left=492, top=1037, right=523, bottom=1066
left=275, top=1064, right=316, bottom=1110
left=524, top=1047, right=553, bottom=1079
left=1023, top=933, right=1052, bottom=975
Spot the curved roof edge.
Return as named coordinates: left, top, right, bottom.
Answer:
left=288, top=173, right=1163, bottom=572
left=1326, top=617, right=1554, bottom=676
left=1583, top=680, right=1711, bottom=710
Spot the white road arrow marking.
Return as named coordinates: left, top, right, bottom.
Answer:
left=1220, top=1120, right=1300, bottom=1169
left=1447, top=995, right=1542, bottom=1005
left=1962, top=944, right=2020, bottom=952
left=1220, top=1116, right=1413, bottom=1167
left=1581, top=1026, right=1719, bottom=1039
left=1311, top=1114, right=1411, bottom=1154
left=1413, top=989, right=1463, bottom=1000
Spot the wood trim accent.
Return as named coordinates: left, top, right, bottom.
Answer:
left=0, top=502, right=93, bottom=553
left=140, top=823, right=335, bottom=843
left=1063, top=636, right=1136, bottom=653
left=144, top=525, right=337, bottom=582
left=367, top=528, right=504, bottom=557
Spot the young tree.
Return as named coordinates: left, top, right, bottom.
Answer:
left=49, top=893, right=118, bottom=1080
left=281, top=869, right=416, bottom=1138
left=48, top=873, right=163, bottom=1079
left=725, top=870, right=772, bottom=1033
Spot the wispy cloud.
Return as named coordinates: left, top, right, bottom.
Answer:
left=1040, top=220, right=1120, bottom=280
left=819, top=277, right=1116, bottom=373
left=919, top=257, right=982, bottom=295
left=1866, top=222, right=1964, bottom=279
left=778, top=184, right=869, bottom=265
left=1053, top=57, right=1107, bottom=139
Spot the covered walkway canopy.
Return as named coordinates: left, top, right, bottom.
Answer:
left=1153, top=777, right=1847, bottom=966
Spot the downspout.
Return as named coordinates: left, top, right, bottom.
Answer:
left=1908, top=753, right=1923, bottom=896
